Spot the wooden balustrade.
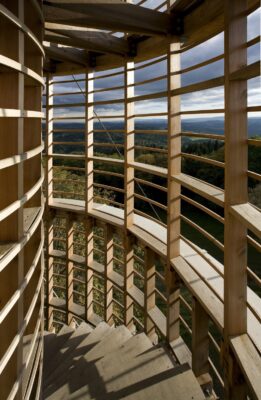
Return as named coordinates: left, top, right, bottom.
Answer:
left=42, top=1, right=260, bottom=399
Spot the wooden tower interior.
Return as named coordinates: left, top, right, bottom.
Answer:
left=0, top=0, right=260, bottom=399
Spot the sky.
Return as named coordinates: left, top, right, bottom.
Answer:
left=49, top=6, right=260, bottom=122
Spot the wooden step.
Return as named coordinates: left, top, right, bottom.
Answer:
left=95, top=332, right=154, bottom=381
left=43, top=323, right=205, bottom=400
left=44, top=322, right=113, bottom=398
left=44, top=322, right=93, bottom=382
left=68, top=346, right=204, bottom=400
left=84, top=325, right=132, bottom=362
left=44, top=325, right=133, bottom=400
left=43, top=325, right=75, bottom=378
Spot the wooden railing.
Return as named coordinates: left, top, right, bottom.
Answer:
left=43, top=1, right=261, bottom=399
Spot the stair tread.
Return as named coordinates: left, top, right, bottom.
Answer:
left=44, top=325, right=132, bottom=399
left=44, top=322, right=93, bottom=381
left=72, top=365, right=205, bottom=400
left=43, top=325, right=75, bottom=377
left=61, top=346, right=203, bottom=400
left=44, top=322, right=113, bottom=395
left=84, top=325, right=132, bottom=362
left=96, top=332, right=153, bottom=376
left=43, top=323, right=204, bottom=400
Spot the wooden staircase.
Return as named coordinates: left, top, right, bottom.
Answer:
left=43, top=322, right=205, bottom=400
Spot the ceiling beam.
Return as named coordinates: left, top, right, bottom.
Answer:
left=43, top=2, right=175, bottom=36
left=44, top=28, right=129, bottom=56
left=44, top=45, right=89, bottom=66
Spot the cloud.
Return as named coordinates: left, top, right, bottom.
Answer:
left=46, top=7, right=260, bottom=120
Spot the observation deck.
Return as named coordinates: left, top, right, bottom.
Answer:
left=0, top=0, right=260, bottom=399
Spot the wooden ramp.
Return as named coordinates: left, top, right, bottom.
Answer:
left=43, top=322, right=205, bottom=400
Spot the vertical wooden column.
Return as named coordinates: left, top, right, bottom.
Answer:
left=192, top=299, right=212, bottom=392
left=17, top=2, right=25, bottom=398
left=45, top=74, right=54, bottom=330
left=85, top=70, right=94, bottom=214
left=124, top=59, right=135, bottom=331
left=47, top=213, right=54, bottom=331
left=85, top=70, right=94, bottom=322
left=104, top=224, right=114, bottom=325
left=85, top=218, right=94, bottom=321
left=224, top=1, right=248, bottom=398
left=166, top=36, right=181, bottom=343
left=46, top=74, right=53, bottom=206
left=144, top=247, right=156, bottom=341
left=66, top=214, right=74, bottom=326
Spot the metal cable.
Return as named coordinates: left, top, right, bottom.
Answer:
left=71, top=74, right=163, bottom=223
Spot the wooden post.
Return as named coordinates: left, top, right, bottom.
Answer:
left=224, top=1, right=248, bottom=398
left=85, top=70, right=94, bottom=214
left=47, top=214, right=54, bottom=331
left=166, top=35, right=181, bottom=343
left=124, top=234, right=135, bottom=331
left=192, top=298, right=212, bottom=393
left=86, top=217, right=94, bottom=322
left=123, top=58, right=135, bottom=331
left=17, top=1, right=25, bottom=398
left=85, top=69, right=95, bottom=323
left=46, top=74, right=53, bottom=206
left=124, top=60, right=135, bottom=228
left=66, top=214, right=74, bottom=326
left=104, top=224, right=114, bottom=325
left=144, top=247, right=157, bottom=342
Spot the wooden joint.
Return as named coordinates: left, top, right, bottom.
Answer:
left=88, top=51, right=96, bottom=68
left=169, top=12, right=184, bottom=35
left=127, top=36, right=138, bottom=58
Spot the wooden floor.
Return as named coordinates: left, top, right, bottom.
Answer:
left=43, top=322, right=205, bottom=400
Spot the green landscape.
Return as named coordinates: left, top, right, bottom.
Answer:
left=45, top=118, right=261, bottom=289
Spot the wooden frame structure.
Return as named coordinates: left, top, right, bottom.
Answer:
left=0, top=0, right=260, bottom=399
left=0, top=0, right=44, bottom=398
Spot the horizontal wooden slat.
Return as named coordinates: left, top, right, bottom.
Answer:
left=230, top=203, right=261, bottom=238
left=230, top=334, right=261, bottom=400
left=0, top=109, right=44, bottom=118
left=172, top=173, right=224, bottom=207
left=171, top=256, right=224, bottom=331
left=0, top=3, right=44, bottom=55
left=129, top=161, right=167, bottom=177
left=0, top=144, right=43, bottom=170
left=0, top=55, right=44, bottom=86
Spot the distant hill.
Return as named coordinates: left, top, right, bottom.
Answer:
left=43, top=117, right=261, bottom=137
left=181, top=117, right=261, bottom=136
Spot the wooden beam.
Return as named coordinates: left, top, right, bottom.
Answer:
left=224, top=0, right=248, bottom=399
left=46, top=74, right=53, bottom=206
left=44, top=45, right=88, bottom=66
left=192, top=298, right=212, bottom=393
left=180, top=0, right=259, bottom=50
left=144, top=247, right=157, bottom=342
left=66, top=214, right=74, bottom=326
left=44, top=28, right=129, bottom=56
left=43, top=2, right=172, bottom=36
left=85, top=217, right=94, bottom=321
left=85, top=71, right=93, bottom=214
left=166, top=0, right=181, bottom=341
left=104, top=225, right=114, bottom=325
